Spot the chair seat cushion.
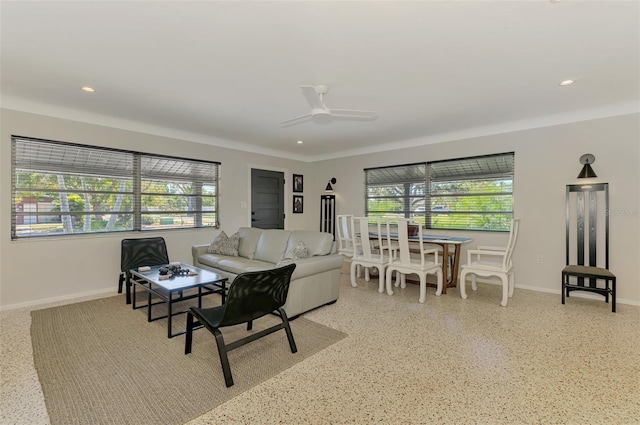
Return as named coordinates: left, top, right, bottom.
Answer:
left=562, top=265, right=615, bottom=278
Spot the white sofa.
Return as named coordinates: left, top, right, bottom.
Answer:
left=192, top=227, right=344, bottom=318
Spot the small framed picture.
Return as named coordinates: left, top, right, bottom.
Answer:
left=293, top=195, right=304, bottom=214
left=293, top=174, right=304, bottom=193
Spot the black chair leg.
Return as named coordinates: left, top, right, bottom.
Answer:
left=118, top=273, right=124, bottom=294
left=125, top=274, right=132, bottom=305
left=185, top=312, right=194, bottom=354
left=247, top=320, right=253, bottom=331
left=213, top=328, right=234, bottom=387
left=612, top=278, right=616, bottom=313
left=279, top=308, right=297, bottom=353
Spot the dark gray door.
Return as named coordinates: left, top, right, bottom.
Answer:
left=251, top=169, right=284, bottom=229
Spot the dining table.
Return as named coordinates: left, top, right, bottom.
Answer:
left=370, top=232, right=473, bottom=294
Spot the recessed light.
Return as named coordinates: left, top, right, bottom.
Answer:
left=559, top=79, right=575, bottom=86
left=296, top=140, right=303, bottom=144
left=81, top=86, right=95, bottom=92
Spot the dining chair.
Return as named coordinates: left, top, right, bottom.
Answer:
left=350, top=216, right=395, bottom=293
left=459, top=218, right=520, bottom=306
left=184, top=264, right=297, bottom=387
left=384, top=218, right=443, bottom=303
left=336, top=214, right=355, bottom=258
left=337, top=214, right=365, bottom=278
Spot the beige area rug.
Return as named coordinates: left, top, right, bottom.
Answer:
left=31, top=295, right=346, bottom=425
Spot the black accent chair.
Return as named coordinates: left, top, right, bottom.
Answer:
left=118, top=237, right=170, bottom=304
left=185, top=263, right=297, bottom=387
left=562, top=183, right=616, bottom=312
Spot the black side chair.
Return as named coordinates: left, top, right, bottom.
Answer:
left=185, top=263, right=297, bottom=387
left=562, top=183, right=616, bottom=312
left=118, top=237, right=170, bottom=304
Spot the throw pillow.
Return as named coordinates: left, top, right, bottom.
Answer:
left=207, top=231, right=239, bottom=256
left=276, top=242, right=309, bottom=267
left=285, top=241, right=309, bottom=260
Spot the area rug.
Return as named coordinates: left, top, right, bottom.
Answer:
left=31, top=295, right=346, bottom=425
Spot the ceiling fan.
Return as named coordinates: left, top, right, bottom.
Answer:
left=280, top=85, right=377, bottom=125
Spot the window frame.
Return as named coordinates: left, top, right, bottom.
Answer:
left=365, top=152, right=514, bottom=232
left=11, top=136, right=220, bottom=240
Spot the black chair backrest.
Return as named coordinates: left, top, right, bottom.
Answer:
left=220, top=264, right=296, bottom=327
left=120, top=237, right=170, bottom=273
left=565, top=183, right=609, bottom=269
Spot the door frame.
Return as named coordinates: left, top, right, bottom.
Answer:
left=247, top=164, right=289, bottom=228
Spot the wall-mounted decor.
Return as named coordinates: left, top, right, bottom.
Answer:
left=320, top=194, right=336, bottom=239
left=293, top=195, right=304, bottom=213
left=293, top=174, right=304, bottom=193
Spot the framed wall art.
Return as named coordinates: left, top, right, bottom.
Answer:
left=293, top=174, right=303, bottom=193
left=293, top=195, right=303, bottom=213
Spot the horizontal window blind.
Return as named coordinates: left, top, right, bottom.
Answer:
left=365, top=152, right=514, bottom=231
left=11, top=136, right=220, bottom=239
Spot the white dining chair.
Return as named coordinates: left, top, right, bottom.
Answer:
left=385, top=218, right=443, bottom=303
left=336, top=214, right=355, bottom=258
left=350, top=216, right=394, bottom=293
left=459, top=218, right=520, bottom=306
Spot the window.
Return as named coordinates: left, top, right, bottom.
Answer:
left=365, top=153, right=514, bottom=231
left=11, top=136, right=219, bottom=239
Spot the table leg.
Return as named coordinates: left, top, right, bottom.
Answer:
left=167, top=291, right=173, bottom=339
left=132, top=277, right=137, bottom=309
left=442, top=244, right=449, bottom=294
left=451, top=245, right=462, bottom=289
left=147, top=286, right=152, bottom=322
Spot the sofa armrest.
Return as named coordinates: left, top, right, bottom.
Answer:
left=192, top=244, right=210, bottom=265
left=290, top=254, right=344, bottom=280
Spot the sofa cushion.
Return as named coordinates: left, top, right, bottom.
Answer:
left=237, top=227, right=263, bottom=259
left=253, top=230, right=292, bottom=264
left=287, top=231, right=333, bottom=256
left=207, top=231, right=239, bottom=256
left=198, top=253, right=273, bottom=275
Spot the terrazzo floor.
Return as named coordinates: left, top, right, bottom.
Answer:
left=1, top=263, right=639, bottom=425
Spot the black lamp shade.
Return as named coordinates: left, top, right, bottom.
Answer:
left=577, top=163, right=597, bottom=179
left=325, top=177, right=336, bottom=192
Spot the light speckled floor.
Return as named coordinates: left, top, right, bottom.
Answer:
left=2, top=263, right=639, bottom=425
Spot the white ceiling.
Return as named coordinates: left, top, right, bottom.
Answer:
left=1, top=1, right=639, bottom=162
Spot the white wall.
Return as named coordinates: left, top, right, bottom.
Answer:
left=2, top=109, right=638, bottom=309
left=0, top=109, right=321, bottom=309
left=316, top=113, right=640, bottom=305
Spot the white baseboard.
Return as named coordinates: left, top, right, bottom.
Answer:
left=0, top=288, right=116, bottom=312
left=474, top=279, right=639, bottom=307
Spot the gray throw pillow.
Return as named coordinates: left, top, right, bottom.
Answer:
left=277, top=242, right=309, bottom=267
left=286, top=241, right=309, bottom=260
left=207, top=231, right=239, bottom=256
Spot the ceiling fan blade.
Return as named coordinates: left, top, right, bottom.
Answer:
left=331, top=108, right=378, bottom=118
left=280, top=113, right=312, bottom=125
left=300, top=85, right=326, bottom=110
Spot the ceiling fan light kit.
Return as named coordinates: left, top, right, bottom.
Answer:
left=280, top=84, right=377, bottom=125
